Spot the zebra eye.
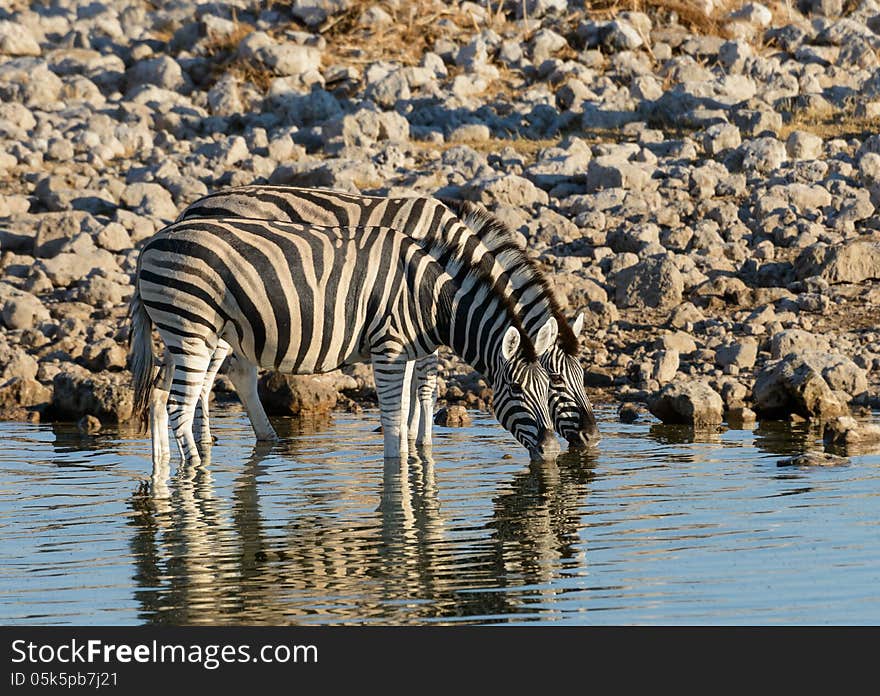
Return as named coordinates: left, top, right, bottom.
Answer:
left=550, top=373, right=566, bottom=389
left=509, top=383, right=525, bottom=397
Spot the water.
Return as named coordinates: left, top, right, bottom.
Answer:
left=1, top=404, right=879, bottom=625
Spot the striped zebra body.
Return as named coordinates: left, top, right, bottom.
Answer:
left=178, top=186, right=599, bottom=449
left=129, top=218, right=560, bottom=464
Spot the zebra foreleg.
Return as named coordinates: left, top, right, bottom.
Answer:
left=414, top=352, right=438, bottom=446
left=407, top=361, right=420, bottom=440
left=194, top=341, right=230, bottom=444
left=371, top=354, right=414, bottom=459
left=150, top=357, right=172, bottom=465
left=226, top=356, right=277, bottom=442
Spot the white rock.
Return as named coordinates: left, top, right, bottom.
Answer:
left=0, top=21, right=41, bottom=56
left=728, top=2, right=773, bottom=27
left=786, top=130, right=823, bottom=160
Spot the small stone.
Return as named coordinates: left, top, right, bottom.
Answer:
left=770, top=329, right=830, bottom=359
left=777, top=452, right=849, bottom=467
left=701, top=123, right=741, bottom=156
left=727, top=407, right=757, bottom=427
left=733, top=109, right=782, bottom=138
left=448, top=123, right=491, bottom=143
left=604, top=20, right=643, bottom=51
left=728, top=2, right=773, bottom=26
left=121, top=182, right=177, bottom=221
left=461, top=174, right=549, bottom=208
left=78, top=414, right=102, bottom=434
left=715, top=339, right=758, bottom=370
left=805, top=0, right=843, bottom=17
left=652, top=349, right=679, bottom=384
left=0, top=377, right=50, bottom=408
left=126, top=56, right=187, bottom=93
left=667, top=303, right=705, bottom=330
left=1, top=290, right=49, bottom=330
left=738, top=137, right=787, bottom=174
left=51, top=370, right=134, bottom=423
left=585, top=368, right=614, bottom=387
left=587, top=157, right=652, bottom=192
left=618, top=403, right=645, bottom=423
left=786, top=130, right=823, bottom=160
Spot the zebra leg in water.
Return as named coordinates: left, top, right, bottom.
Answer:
left=225, top=355, right=277, bottom=442
left=162, top=344, right=213, bottom=465
left=407, top=352, right=438, bottom=446
left=372, top=353, right=415, bottom=459
left=150, top=353, right=172, bottom=465
left=193, top=341, right=230, bottom=444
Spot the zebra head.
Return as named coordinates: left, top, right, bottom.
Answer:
left=541, top=313, right=600, bottom=450
left=492, top=318, right=559, bottom=461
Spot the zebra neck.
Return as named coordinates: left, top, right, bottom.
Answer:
left=444, top=280, right=516, bottom=380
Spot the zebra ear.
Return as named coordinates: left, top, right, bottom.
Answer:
left=571, top=312, right=585, bottom=337
left=501, top=326, right=521, bottom=361
left=534, top=317, right=558, bottom=355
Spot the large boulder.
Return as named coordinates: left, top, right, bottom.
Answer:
left=647, top=381, right=724, bottom=426
left=51, top=369, right=134, bottom=422
left=0, top=21, right=41, bottom=56
left=752, top=354, right=851, bottom=420
left=460, top=174, right=550, bottom=208
left=770, top=329, right=831, bottom=359
left=795, top=240, right=880, bottom=283
left=258, top=372, right=339, bottom=416
left=823, top=416, right=880, bottom=449
left=615, top=256, right=684, bottom=309
left=0, top=377, right=51, bottom=411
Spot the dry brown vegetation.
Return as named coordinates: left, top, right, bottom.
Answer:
left=321, top=0, right=500, bottom=67
left=583, top=0, right=738, bottom=34
left=780, top=108, right=880, bottom=142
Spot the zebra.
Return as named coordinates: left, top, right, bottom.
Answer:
left=174, top=186, right=599, bottom=449
left=129, top=217, right=561, bottom=464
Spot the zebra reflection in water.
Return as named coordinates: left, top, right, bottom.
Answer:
left=128, top=419, right=596, bottom=624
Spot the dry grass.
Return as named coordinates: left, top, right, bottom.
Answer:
left=321, top=0, right=488, bottom=67
left=780, top=108, right=880, bottom=141
left=201, top=21, right=255, bottom=59
left=198, top=19, right=278, bottom=93
left=225, top=58, right=276, bottom=93
left=583, top=0, right=739, bottom=35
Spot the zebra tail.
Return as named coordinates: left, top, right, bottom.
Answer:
left=128, top=289, right=154, bottom=433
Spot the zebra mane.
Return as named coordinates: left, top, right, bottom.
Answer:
left=441, top=199, right=580, bottom=356
left=421, top=232, right=537, bottom=364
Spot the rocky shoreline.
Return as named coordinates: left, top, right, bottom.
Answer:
left=0, top=0, right=879, bottom=448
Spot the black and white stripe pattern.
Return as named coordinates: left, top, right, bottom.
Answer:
left=178, top=186, right=599, bottom=448
left=129, top=218, right=560, bottom=464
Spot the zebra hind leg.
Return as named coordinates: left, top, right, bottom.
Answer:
left=150, top=355, right=172, bottom=465
left=166, top=349, right=212, bottom=465
left=406, top=359, right=420, bottom=441
left=194, top=341, right=230, bottom=445
left=415, top=352, right=438, bottom=447
left=371, top=354, right=414, bottom=459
